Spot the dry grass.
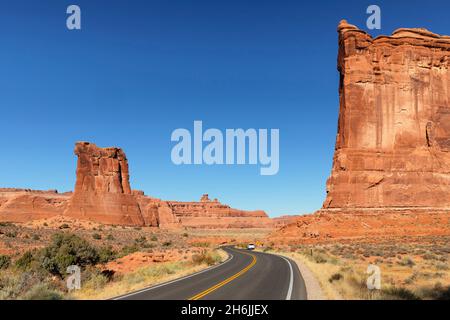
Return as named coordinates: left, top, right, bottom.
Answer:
left=271, top=236, right=450, bottom=300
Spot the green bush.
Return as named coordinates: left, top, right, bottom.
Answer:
left=15, top=250, right=36, bottom=271
left=40, top=233, right=100, bottom=276
left=119, top=245, right=140, bottom=257
left=0, top=255, right=11, bottom=270
left=98, top=246, right=117, bottom=264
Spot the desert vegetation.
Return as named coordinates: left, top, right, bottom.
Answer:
left=272, top=236, right=450, bottom=300
left=0, top=219, right=226, bottom=300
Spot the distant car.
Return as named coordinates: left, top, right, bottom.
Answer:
left=247, top=244, right=255, bottom=250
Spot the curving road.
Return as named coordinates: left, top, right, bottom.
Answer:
left=114, top=247, right=307, bottom=300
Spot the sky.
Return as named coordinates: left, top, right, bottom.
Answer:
left=1, top=0, right=449, bottom=217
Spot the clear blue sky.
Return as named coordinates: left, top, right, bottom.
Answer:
left=1, top=1, right=449, bottom=217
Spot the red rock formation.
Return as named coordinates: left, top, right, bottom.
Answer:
left=0, top=142, right=272, bottom=229
left=270, top=21, right=450, bottom=243
left=169, top=195, right=273, bottom=229
left=324, top=20, right=450, bottom=209
left=64, top=142, right=147, bottom=226
left=273, top=215, right=303, bottom=228
left=134, top=194, right=181, bottom=229
left=0, top=189, right=70, bottom=222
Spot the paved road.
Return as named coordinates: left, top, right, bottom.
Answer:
left=114, top=247, right=307, bottom=300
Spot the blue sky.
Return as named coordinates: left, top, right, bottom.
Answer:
left=1, top=0, right=449, bottom=217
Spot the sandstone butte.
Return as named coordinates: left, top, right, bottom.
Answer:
left=271, top=20, right=450, bottom=243
left=0, top=142, right=272, bottom=229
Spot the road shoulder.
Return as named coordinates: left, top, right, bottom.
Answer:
left=269, top=251, right=326, bottom=300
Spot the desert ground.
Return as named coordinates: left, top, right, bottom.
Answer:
left=0, top=215, right=448, bottom=300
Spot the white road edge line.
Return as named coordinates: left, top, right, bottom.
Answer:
left=278, top=256, right=294, bottom=300
left=112, top=252, right=234, bottom=300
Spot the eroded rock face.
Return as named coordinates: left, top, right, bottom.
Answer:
left=0, top=189, right=70, bottom=222
left=324, top=20, right=450, bottom=209
left=64, top=142, right=146, bottom=226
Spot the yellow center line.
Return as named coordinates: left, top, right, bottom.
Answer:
left=188, top=248, right=257, bottom=300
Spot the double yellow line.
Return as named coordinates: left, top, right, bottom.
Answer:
left=188, top=249, right=257, bottom=300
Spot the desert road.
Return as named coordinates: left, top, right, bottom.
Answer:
left=114, top=247, right=307, bottom=300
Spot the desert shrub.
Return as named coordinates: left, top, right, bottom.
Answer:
left=119, top=245, right=139, bottom=257
left=80, top=268, right=110, bottom=291
left=192, top=251, right=221, bottom=266
left=150, top=235, right=158, bottom=241
left=328, top=273, right=343, bottom=283
left=313, top=253, right=328, bottom=264
left=5, top=231, right=17, bottom=238
left=416, top=283, right=450, bottom=300
left=40, top=233, right=100, bottom=276
left=32, top=234, right=40, bottom=241
left=141, top=242, right=156, bottom=249
left=382, top=287, right=420, bottom=300
left=183, top=233, right=189, bottom=237
left=59, top=224, right=70, bottom=229
left=162, top=241, right=172, bottom=247
left=106, top=234, right=115, bottom=241
left=135, top=236, right=147, bottom=244
left=15, top=250, right=36, bottom=271
left=435, top=262, right=449, bottom=271
left=0, top=255, right=11, bottom=270
left=21, top=283, right=64, bottom=300
left=98, top=246, right=117, bottom=264
left=92, top=233, right=102, bottom=240
left=0, top=272, right=38, bottom=299
left=398, top=257, right=415, bottom=267
left=0, top=222, right=12, bottom=227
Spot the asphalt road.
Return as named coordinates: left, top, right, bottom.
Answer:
left=114, top=247, right=307, bottom=300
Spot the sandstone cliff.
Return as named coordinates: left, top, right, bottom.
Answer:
left=324, top=20, right=450, bottom=210
left=270, top=21, right=450, bottom=242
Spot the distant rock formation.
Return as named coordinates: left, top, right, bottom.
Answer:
left=168, top=199, right=271, bottom=229
left=0, top=189, right=70, bottom=222
left=0, top=142, right=271, bottom=229
left=324, top=20, right=450, bottom=210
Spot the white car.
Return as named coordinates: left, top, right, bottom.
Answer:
left=247, top=244, right=255, bottom=250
